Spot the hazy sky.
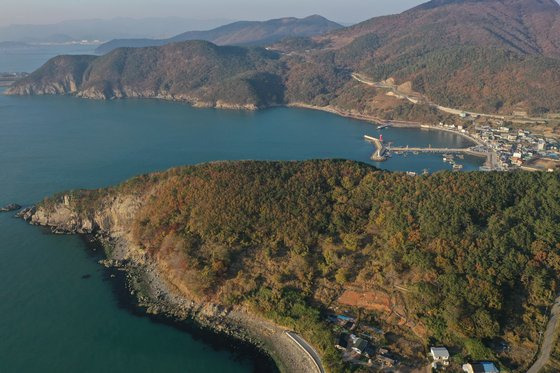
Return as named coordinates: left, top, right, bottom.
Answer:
left=0, top=0, right=427, bottom=26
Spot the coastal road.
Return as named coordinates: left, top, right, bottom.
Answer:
left=285, top=331, right=325, bottom=373
left=527, top=295, right=560, bottom=373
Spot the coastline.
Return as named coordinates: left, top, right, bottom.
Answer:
left=3, top=87, right=486, bottom=150
left=98, top=235, right=324, bottom=373
left=288, top=102, right=485, bottom=149
left=19, top=204, right=322, bottom=373
left=79, top=235, right=280, bottom=373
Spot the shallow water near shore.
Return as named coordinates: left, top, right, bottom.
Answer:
left=0, top=88, right=483, bottom=372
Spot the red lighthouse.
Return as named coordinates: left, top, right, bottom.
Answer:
left=379, top=134, right=383, bottom=142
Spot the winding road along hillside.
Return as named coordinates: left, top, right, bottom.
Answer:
left=527, top=295, right=560, bottom=373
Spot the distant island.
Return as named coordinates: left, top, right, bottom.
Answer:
left=0, top=17, right=232, bottom=45
left=0, top=41, right=32, bottom=49
left=95, top=15, right=343, bottom=54
left=19, top=159, right=560, bottom=371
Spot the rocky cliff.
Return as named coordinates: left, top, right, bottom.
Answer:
left=18, top=181, right=322, bottom=373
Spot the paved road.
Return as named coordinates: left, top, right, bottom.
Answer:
left=527, top=295, right=560, bottom=373
left=351, top=73, right=503, bottom=120
left=285, top=331, right=325, bottom=373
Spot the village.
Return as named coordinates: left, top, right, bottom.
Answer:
left=367, top=115, right=560, bottom=173
left=326, top=311, right=502, bottom=372
left=438, top=117, right=560, bottom=172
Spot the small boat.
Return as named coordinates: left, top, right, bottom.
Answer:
left=457, top=155, right=465, bottom=159
left=412, top=151, right=419, bottom=155
left=453, top=164, right=463, bottom=170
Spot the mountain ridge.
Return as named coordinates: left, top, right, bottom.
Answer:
left=8, top=0, right=560, bottom=123
left=95, top=15, right=342, bottom=54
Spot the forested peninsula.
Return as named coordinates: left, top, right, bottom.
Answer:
left=19, top=160, right=560, bottom=371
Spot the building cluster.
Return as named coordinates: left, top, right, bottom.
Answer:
left=327, top=313, right=505, bottom=371
left=438, top=121, right=560, bottom=171
left=327, top=314, right=399, bottom=369
left=429, top=346, right=500, bottom=372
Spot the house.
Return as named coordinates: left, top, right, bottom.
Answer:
left=363, top=344, right=376, bottom=358
left=430, top=347, right=450, bottom=364
left=462, top=362, right=499, bottom=373
left=377, top=355, right=396, bottom=367
left=335, top=333, right=349, bottom=350
left=352, top=338, right=368, bottom=354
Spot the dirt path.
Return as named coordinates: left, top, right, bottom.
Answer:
left=527, top=295, right=560, bottom=373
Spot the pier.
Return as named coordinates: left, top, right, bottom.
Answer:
left=389, top=145, right=497, bottom=169
left=389, top=146, right=488, bottom=157
left=364, top=135, right=497, bottom=169
left=364, top=135, right=387, bottom=161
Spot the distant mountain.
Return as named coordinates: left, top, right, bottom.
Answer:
left=9, top=0, right=560, bottom=119
left=0, top=17, right=232, bottom=43
left=95, top=15, right=343, bottom=54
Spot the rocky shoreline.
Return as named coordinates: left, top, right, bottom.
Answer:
left=17, top=201, right=321, bottom=373
left=6, top=85, right=264, bottom=111
left=79, top=235, right=279, bottom=373
left=1, top=203, right=21, bottom=212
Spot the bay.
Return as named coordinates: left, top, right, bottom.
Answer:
left=0, top=89, right=482, bottom=372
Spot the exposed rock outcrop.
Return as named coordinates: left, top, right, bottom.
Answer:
left=20, top=190, right=318, bottom=373
left=0, top=203, right=21, bottom=212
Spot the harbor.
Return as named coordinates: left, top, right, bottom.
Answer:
left=364, top=133, right=491, bottom=171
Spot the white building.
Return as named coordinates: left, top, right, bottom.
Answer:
left=430, top=347, right=450, bottom=365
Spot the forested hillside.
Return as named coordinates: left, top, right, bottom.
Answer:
left=38, top=160, right=560, bottom=371
left=9, top=0, right=560, bottom=117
